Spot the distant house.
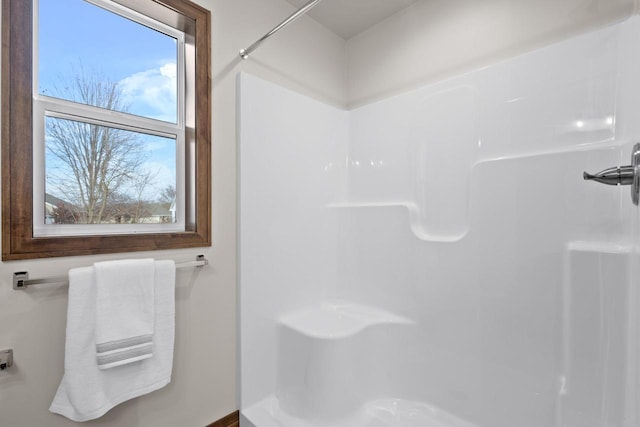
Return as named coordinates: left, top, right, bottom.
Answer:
left=138, top=201, right=175, bottom=224
left=44, top=193, right=77, bottom=224
left=169, top=199, right=176, bottom=223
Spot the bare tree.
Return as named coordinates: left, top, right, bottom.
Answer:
left=159, top=185, right=176, bottom=207
left=130, top=170, right=156, bottom=223
left=51, top=203, right=80, bottom=225
left=45, top=69, right=151, bottom=224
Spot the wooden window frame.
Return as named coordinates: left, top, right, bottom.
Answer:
left=1, top=0, right=211, bottom=260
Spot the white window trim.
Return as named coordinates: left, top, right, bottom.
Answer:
left=32, top=0, right=188, bottom=237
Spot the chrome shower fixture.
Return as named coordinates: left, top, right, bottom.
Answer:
left=583, top=142, right=640, bottom=205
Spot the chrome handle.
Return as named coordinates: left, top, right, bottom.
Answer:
left=583, top=166, right=635, bottom=186
left=583, top=143, right=640, bottom=205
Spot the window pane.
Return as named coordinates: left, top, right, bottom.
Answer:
left=38, top=0, right=179, bottom=123
left=44, top=116, right=177, bottom=225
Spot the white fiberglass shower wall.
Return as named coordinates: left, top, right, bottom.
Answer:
left=239, top=16, right=640, bottom=427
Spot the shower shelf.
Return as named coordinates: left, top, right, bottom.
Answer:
left=566, top=240, right=633, bottom=254
left=326, top=202, right=468, bottom=242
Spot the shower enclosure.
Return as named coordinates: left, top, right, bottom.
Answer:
left=239, top=15, right=640, bottom=427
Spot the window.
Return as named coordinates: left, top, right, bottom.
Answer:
left=2, top=0, right=211, bottom=259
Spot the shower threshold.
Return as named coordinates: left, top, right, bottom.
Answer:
left=242, top=395, right=479, bottom=427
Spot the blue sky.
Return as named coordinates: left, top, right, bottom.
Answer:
left=39, top=0, right=178, bottom=202
left=38, top=0, right=176, bottom=91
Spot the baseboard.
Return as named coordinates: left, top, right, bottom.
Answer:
left=206, top=410, right=239, bottom=427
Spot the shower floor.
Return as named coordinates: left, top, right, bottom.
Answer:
left=242, top=395, right=479, bottom=427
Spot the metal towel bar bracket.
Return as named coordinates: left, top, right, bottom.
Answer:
left=12, top=255, right=208, bottom=290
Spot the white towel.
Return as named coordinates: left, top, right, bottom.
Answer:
left=94, top=259, right=155, bottom=369
left=49, top=260, right=175, bottom=422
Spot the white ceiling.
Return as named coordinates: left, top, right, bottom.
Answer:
left=285, top=0, right=420, bottom=39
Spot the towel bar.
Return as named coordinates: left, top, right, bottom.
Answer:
left=12, top=255, right=208, bottom=290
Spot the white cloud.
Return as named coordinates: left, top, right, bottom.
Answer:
left=119, top=62, right=177, bottom=122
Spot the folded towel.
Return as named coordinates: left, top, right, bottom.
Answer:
left=49, top=260, right=176, bottom=422
left=94, top=258, right=155, bottom=369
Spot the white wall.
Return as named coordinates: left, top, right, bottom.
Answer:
left=346, top=0, right=637, bottom=107
left=0, top=1, right=345, bottom=426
